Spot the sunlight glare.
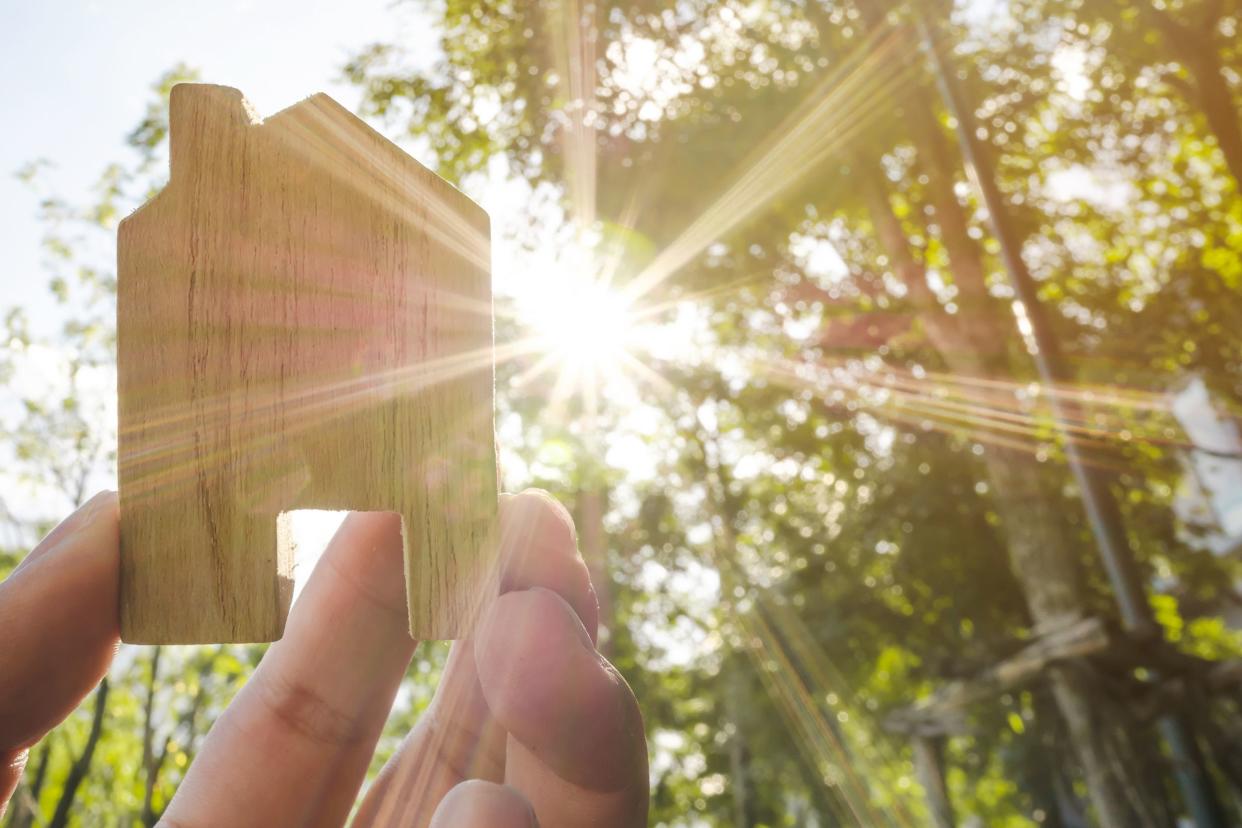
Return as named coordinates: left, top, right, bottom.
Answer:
left=541, top=278, right=635, bottom=369
left=503, top=233, right=670, bottom=432
left=527, top=276, right=635, bottom=376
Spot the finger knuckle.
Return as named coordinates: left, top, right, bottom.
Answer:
left=255, top=672, right=369, bottom=746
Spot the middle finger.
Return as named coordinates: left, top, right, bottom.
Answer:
left=354, top=490, right=597, bottom=826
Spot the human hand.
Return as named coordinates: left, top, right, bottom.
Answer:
left=0, top=490, right=648, bottom=826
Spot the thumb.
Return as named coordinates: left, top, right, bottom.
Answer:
left=0, top=492, right=120, bottom=815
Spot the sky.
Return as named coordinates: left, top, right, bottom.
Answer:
left=1, top=0, right=436, bottom=332
left=0, top=0, right=681, bottom=597
left=0, top=0, right=442, bottom=589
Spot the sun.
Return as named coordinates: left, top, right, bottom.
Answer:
left=512, top=267, right=640, bottom=417
left=499, top=225, right=686, bottom=429
left=528, top=277, right=636, bottom=374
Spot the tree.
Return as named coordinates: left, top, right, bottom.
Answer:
left=7, top=0, right=1242, bottom=823
left=345, top=0, right=1242, bottom=823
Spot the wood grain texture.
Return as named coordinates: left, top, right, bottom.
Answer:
left=117, top=83, right=498, bottom=644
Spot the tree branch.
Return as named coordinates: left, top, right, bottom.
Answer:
left=47, top=678, right=109, bottom=828
left=143, top=648, right=222, bottom=826
left=3, top=741, right=51, bottom=828
left=140, top=647, right=162, bottom=825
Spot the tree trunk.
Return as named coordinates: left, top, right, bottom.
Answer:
left=1185, top=49, right=1242, bottom=192
left=1028, top=688, right=1087, bottom=828
left=725, top=657, right=757, bottom=828
left=860, top=163, right=1159, bottom=826
left=1145, top=9, right=1242, bottom=190
left=912, top=735, right=955, bottom=828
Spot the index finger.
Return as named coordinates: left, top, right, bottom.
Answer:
left=163, top=510, right=419, bottom=827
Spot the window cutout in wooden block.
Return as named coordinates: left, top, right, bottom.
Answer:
left=117, top=84, right=499, bottom=644
left=284, top=509, right=348, bottom=602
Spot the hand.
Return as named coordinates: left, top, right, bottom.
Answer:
left=0, top=490, right=648, bottom=826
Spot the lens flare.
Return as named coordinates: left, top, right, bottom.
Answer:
left=525, top=276, right=635, bottom=375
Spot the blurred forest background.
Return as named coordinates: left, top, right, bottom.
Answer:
left=4, top=0, right=1242, bottom=825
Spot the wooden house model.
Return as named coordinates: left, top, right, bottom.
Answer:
left=117, top=84, right=498, bottom=644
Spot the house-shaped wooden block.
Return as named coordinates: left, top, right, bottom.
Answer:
left=117, top=84, right=498, bottom=644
